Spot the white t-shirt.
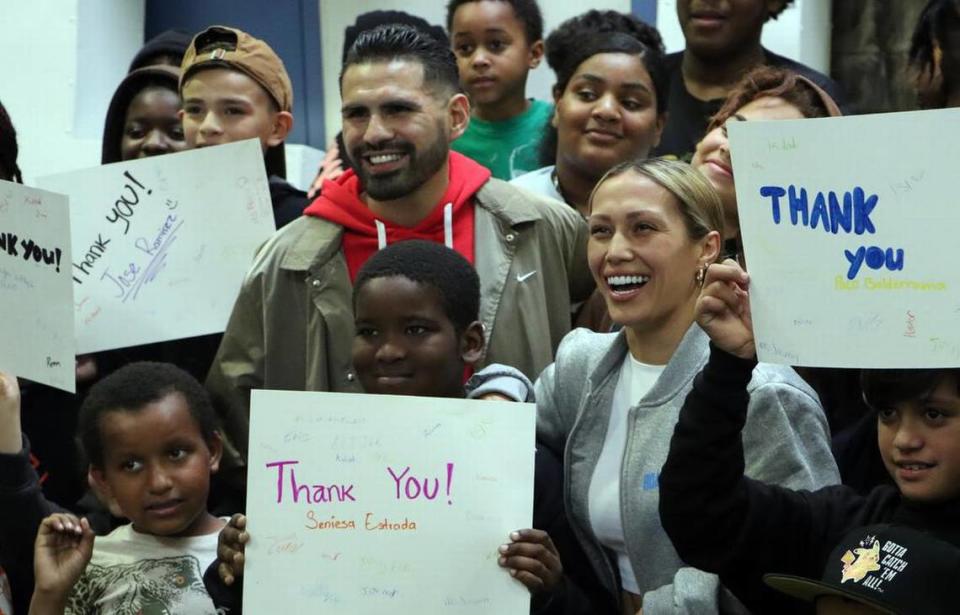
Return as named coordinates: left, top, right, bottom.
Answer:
left=65, top=523, right=221, bottom=615
left=588, top=354, right=665, bottom=593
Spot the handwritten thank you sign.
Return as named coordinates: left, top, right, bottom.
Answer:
left=728, top=109, right=960, bottom=367
left=36, top=139, right=275, bottom=353
left=244, top=391, right=536, bottom=614
left=0, top=181, right=75, bottom=391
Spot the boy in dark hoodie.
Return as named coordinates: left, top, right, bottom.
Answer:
left=659, top=260, right=960, bottom=613
left=101, top=65, right=187, bottom=164
left=179, top=25, right=308, bottom=229
left=129, top=29, right=193, bottom=72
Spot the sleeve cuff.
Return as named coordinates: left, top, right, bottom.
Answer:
left=465, top=364, right=534, bottom=402
left=702, top=343, right=757, bottom=388
left=0, top=433, right=40, bottom=490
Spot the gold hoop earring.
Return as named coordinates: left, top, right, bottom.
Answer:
left=695, top=265, right=708, bottom=287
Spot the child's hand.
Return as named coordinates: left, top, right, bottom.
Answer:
left=696, top=259, right=755, bottom=359
left=0, top=371, right=20, bottom=418
left=32, top=514, right=94, bottom=598
left=0, top=371, right=22, bottom=454
left=477, top=393, right=512, bottom=401
left=498, top=529, right=562, bottom=595
left=75, top=355, right=97, bottom=385
left=306, top=141, right=345, bottom=199
left=217, top=514, right=249, bottom=586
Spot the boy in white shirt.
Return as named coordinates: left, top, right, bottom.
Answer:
left=0, top=364, right=226, bottom=614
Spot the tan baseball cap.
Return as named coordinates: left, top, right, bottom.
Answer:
left=180, top=25, right=293, bottom=112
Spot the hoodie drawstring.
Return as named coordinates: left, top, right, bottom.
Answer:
left=443, top=203, right=453, bottom=249
left=374, top=203, right=454, bottom=251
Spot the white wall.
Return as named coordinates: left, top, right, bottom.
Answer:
left=655, top=0, right=832, bottom=73
left=319, top=0, right=632, bottom=145
left=0, top=0, right=145, bottom=184
left=0, top=0, right=832, bottom=183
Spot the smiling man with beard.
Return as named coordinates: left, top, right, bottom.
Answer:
left=654, top=0, right=845, bottom=160
left=205, top=24, right=593, bottom=480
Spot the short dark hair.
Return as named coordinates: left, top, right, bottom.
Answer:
left=353, top=240, right=480, bottom=333
left=862, top=368, right=960, bottom=413
left=341, top=24, right=461, bottom=97
left=445, top=0, right=544, bottom=44
left=343, top=11, right=449, bottom=66
left=540, top=10, right=667, bottom=165
left=910, top=0, right=960, bottom=107
left=0, top=100, right=22, bottom=183
left=768, top=0, right=795, bottom=20
left=78, top=362, right=219, bottom=468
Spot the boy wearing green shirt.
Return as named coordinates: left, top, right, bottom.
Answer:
left=447, top=0, right=551, bottom=179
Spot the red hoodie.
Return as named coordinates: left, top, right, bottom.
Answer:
left=304, top=151, right=491, bottom=281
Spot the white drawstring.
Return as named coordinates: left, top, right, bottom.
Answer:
left=374, top=202, right=453, bottom=250
left=443, top=202, right=453, bottom=249
left=375, top=219, right=387, bottom=249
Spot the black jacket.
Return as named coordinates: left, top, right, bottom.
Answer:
left=658, top=346, right=960, bottom=614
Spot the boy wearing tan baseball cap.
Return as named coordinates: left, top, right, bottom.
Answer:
left=179, top=26, right=307, bottom=227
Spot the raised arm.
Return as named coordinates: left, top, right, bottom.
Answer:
left=0, top=372, right=71, bottom=614
left=657, top=262, right=860, bottom=612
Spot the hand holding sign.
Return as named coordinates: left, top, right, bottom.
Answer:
left=217, top=513, right=249, bottom=587
left=696, top=260, right=755, bottom=360
left=497, top=529, right=562, bottom=595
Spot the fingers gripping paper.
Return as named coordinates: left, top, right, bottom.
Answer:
left=244, top=391, right=536, bottom=614
left=36, top=139, right=275, bottom=354
left=0, top=181, right=75, bottom=392
left=728, top=108, right=960, bottom=368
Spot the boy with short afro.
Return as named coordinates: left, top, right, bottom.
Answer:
left=447, top=0, right=551, bottom=179
left=0, top=363, right=226, bottom=614
left=213, top=241, right=606, bottom=614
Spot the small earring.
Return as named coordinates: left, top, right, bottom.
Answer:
left=695, top=265, right=708, bottom=287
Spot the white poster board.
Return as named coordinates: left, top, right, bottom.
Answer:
left=0, top=181, right=75, bottom=391
left=244, top=390, right=536, bottom=614
left=36, top=140, right=275, bottom=353
left=729, top=108, right=960, bottom=368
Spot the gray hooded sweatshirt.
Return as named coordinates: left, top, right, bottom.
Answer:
left=534, top=326, right=840, bottom=614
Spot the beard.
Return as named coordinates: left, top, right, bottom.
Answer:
left=349, top=121, right=450, bottom=202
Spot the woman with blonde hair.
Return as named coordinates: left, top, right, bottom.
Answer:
left=492, top=158, right=838, bottom=614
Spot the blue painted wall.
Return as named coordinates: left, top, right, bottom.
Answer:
left=145, top=0, right=325, bottom=147
left=632, top=0, right=657, bottom=25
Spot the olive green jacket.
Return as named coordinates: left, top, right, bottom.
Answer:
left=206, top=178, right=593, bottom=464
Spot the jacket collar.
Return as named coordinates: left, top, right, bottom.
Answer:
left=278, top=216, right=344, bottom=272
left=279, top=177, right=542, bottom=272
left=589, top=324, right=710, bottom=405
left=474, top=178, right=543, bottom=227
